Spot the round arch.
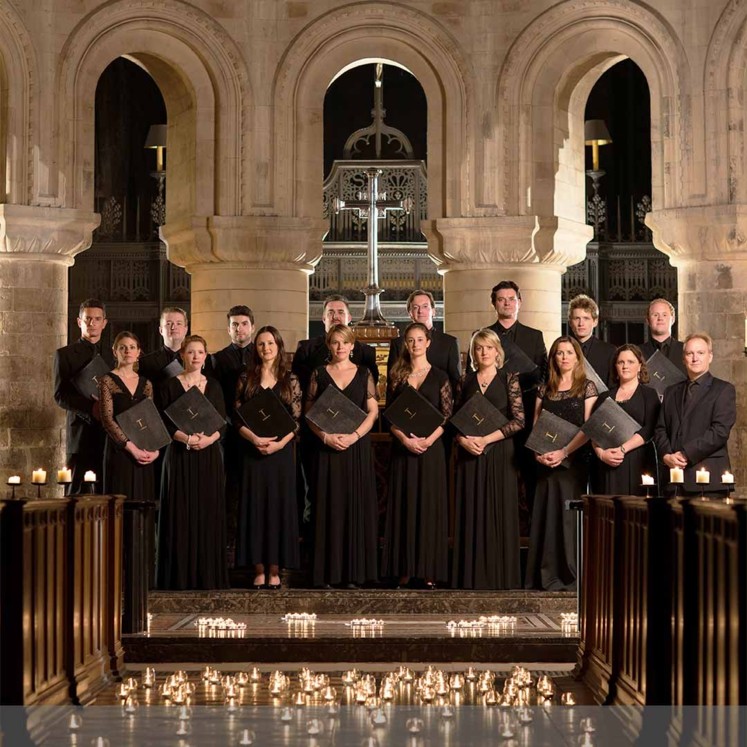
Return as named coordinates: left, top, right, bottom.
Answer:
left=497, top=0, right=690, bottom=233
left=272, top=2, right=471, bottom=221
left=0, top=2, right=38, bottom=205
left=55, top=0, right=252, bottom=220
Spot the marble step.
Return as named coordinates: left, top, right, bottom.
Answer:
left=148, top=589, right=577, bottom=616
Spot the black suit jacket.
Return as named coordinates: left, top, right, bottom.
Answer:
left=482, top=321, right=547, bottom=391
left=577, top=335, right=617, bottom=387
left=53, top=338, right=116, bottom=454
left=654, top=372, right=736, bottom=492
left=387, top=327, right=461, bottom=395
left=138, top=346, right=182, bottom=409
left=640, top=337, right=686, bottom=375
left=210, top=343, right=255, bottom=418
left=292, top=337, right=378, bottom=395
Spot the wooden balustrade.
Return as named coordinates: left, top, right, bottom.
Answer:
left=0, top=494, right=125, bottom=705
left=579, top=494, right=745, bottom=707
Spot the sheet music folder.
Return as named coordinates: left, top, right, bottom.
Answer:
left=73, top=355, right=111, bottom=400
left=305, top=385, right=367, bottom=434
left=164, top=386, right=226, bottom=436
left=115, top=399, right=171, bottom=451
left=236, top=387, right=297, bottom=439
left=383, top=385, right=444, bottom=438
left=581, top=396, right=642, bottom=449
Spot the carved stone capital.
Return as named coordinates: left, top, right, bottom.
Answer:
left=423, top=215, right=591, bottom=271
left=0, top=205, right=100, bottom=264
left=646, top=204, right=747, bottom=264
left=160, top=215, right=328, bottom=273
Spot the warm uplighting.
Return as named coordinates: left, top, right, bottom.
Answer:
left=584, top=119, right=613, bottom=171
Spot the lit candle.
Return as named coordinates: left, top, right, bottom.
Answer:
left=83, top=470, right=96, bottom=483
left=641, top=474, right=655, bottom=486
left=695, top=468, right=710, bottom=484
left=31, top=468, right=46, bottom=484
left=721, top=471, right=734, bottom=485
left=669, top=467, right=684, bottom=484
left=7, top=475, right=21, bottom=485
left=57, top=467, right=72, bottom=483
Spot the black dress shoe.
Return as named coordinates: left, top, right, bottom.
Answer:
left=267, top=583, right=281, bottom=590
left=252, top=584, right=265, bottom=590
left=425, top=581, right=437, bottom=590
left=345, top=583, right=359, bottom=590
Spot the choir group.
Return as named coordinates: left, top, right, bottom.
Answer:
left=53, top=283, right=737, bottom=593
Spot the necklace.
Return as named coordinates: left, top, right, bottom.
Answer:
left=410, top=366, right=430, bottom=379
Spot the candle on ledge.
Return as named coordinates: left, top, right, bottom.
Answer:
left=7, top=475, right=21, bottom=485
left=695, top=468, right=710, bottom=484
left=669, top=467, right=684, bottom=484
left=31, top=468, right=47, bottom=484
left=721, top=471, right=734, bottom=485
left=83, top=471, right=97, bottom=483
left=641, top=474, right=655, bottom=486
left=57, top=467, right=72, bottom=484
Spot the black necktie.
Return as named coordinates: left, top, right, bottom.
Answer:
left=685, top=379, right=697, bottom=406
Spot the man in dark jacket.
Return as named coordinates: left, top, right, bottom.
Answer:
left=640, top=298, right=685, bottom=374
left=568, top=293, right=617, bottom=387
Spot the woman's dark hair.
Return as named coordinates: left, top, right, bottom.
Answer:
left=239, top=326, right=292, bottom=403
left=611, top=344, right=650, bottom=385
left=546, top=335, right=587, bottom=397
left=389, top=322, right=431, bottom=389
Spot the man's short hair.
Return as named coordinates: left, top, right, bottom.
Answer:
left=160, top=306, right=188, bottom=325
left=227, top=305, right=254, bottom=324
left=647, top=298, right=675, bottom=318
left=322, top=295, right=351, bottom=313
left=490, top=281, right=522, bottom=306
left=568, top=294, right=599, bottom=321
left=406, top=289, right=435, bottom=311
left=79, top=299, right=106, bottom=317
left=684, top=332, right=713, bottom=353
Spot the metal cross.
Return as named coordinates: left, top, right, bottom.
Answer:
left=332, top=168, right=412, bottom=326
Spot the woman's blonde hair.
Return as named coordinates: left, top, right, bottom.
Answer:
left=469, top=328, right=505, bottom=371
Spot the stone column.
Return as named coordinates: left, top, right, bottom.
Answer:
left=647, top=205, right=747, bottom=484
left=161, top=216, right=328, bottom=353
left=0, top=204, right=100, bottom=484
left=423, top=216, right=592, bottom=352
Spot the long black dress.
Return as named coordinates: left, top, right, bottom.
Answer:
left=452, top=369, right=525, bottom=589
left=382, top=367, right=452, bottom=584
left=525, top=379, right=598, bottom=591
left=596, top=383, right=660, bottom=495
left=156, top=376, right=229, bottom=590
left=307, top=365, right=379, bottom=587
left=99, top=372, right=157, bottom=502
left=235, top=374, right=302, bottom=571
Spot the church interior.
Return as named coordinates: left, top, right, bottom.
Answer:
left=0, top=1, right=745, bottom=744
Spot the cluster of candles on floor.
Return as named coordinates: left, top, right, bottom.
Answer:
left=195, top=617, right=247, bottom=637
left=446, top=615, right=517, bottom=636
left=560, top=612, right=579, bottom=635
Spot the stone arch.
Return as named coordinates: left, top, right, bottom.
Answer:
left=0, top=3, right=38, bottom=205
left=55, top=0, right=252, bottom=222
left=497, top=0, right=690, bottom=252
left=704, top=0, right=747, bottom=205
left=272, top=2, right=471, bottom=221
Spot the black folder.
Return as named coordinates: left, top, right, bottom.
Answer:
left=73, top=355, right=111, bottom=400
left=525, top=410, right=579, bottom=457
left=581, top=397, right=641, bottom=450
left=501, top=337, right=539, bottom=375
left=236, top=387, right=297, bottom=439
left=161, top=358, right=184, bottom=379
left=164, top=386, right=226, bottom=436
left=645, top=350, right=687, bottom=398
left=583, top=358, right=608, bottom=394
left=305, top=385, right=367, bottom=434
left=383, top=385, right=445, bottom=438
left=115, top=399, right=171, bottom=451
left=449, top=392, right=509, bottom=455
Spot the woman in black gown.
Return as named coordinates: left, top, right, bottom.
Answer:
left=452, top=328, right=525, bottom=590
left=593, top=344, right=660, bottom=494
left=382, top=322, right=452, bottom=589
left=99, top=331, right=159, bottom=499
left=157, top=335, right=229, bottom=590
left=525, top=336, right=598, bottom=591
left=235, top=326, right=301, bottom=589
left=305, top=324, right=379, bottom=588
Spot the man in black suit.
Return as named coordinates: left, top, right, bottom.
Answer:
left=138, top=307, right=188, bottom=406
left=387, top=289, right=461, bottom=395
left=53, top=299, right=115, bottom=494
left=292, top=295, right=379, bottom=571
left=568, top=294, right=617, bottom=387
left=292, top=295, right=379, bottom=391
left=639, top=298, right=685, bottom=374
left=655, top=332, right=736, bottom=496
left=210, top=305, right=256, bottom=568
